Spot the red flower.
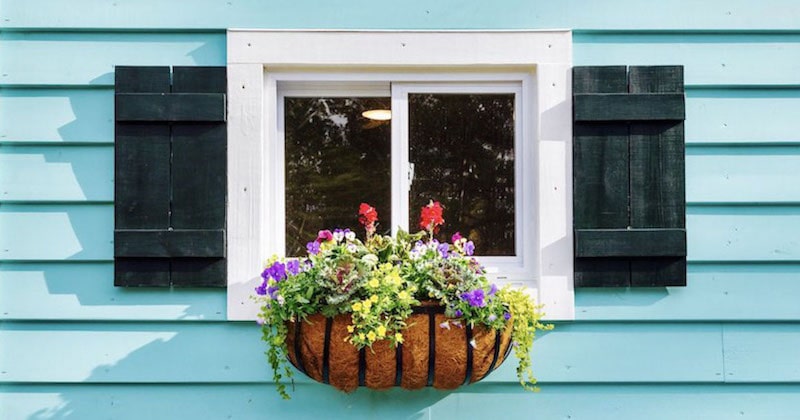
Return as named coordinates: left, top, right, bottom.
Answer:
left=358, top=203, right=378, bottom=227
left=419, top=201, right=445, bottom=232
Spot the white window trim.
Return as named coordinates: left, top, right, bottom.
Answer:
left=226, top=30, right=574, bottom=321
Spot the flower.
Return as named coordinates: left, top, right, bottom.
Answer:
left=460, top=289, right=486, bottom=308
left=359, top=203, right=378, bottom=236
left=419, top=200, right=444, bottom=232
left=286, top=260, right=301, bottom=276
left=316, top=230, right=334, bottom=242
left=255, top=282, right=268, bottom=296
left=464, top=241, right=475, bottom=256
left=255, top=200, right=551, bottom=400
left=359, top=203, right=378, bottom=225
left=437, top=243, right=450, bottom=259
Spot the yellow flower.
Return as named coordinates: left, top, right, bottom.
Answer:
left=376, top=325, right=387, bottom=337
left=395, top=333, right=404, bottom=343
left=388, top=272, right=402, bottom=285
left=358, top=333, right=365, bottom=341
left=367, top=331, right=377, bottom=341
left=370, top=294, right=379, bottom=303
left=368, top=278, right=380, bottom=288
left=347, top=325, right=354, bottom=333
left=398, top=290, right=409, bottom=300
left=351, top=302, right=362, bottom=312
left=363, top=300, right=372, bottom=311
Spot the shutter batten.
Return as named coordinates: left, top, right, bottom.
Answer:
left=114, top=66, right=227, bottom=288
left=573, top=66, right=687, bottom=288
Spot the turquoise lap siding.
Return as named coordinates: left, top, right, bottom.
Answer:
left=2, top=1, right=800, bottom=419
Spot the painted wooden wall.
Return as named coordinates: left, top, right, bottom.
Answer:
left=2, top=1, right=800, bottom=418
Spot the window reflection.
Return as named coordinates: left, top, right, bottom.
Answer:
left=284, top=97, right=392, bottom=256
left=409, top=93, right=516, bottom=256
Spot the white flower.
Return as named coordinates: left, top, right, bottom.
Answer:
left=347, top=243, right=358, bottom=253
left=276, top=294, right=285, bottom=305
left=345, top=231, right=356, bottom=241
left=361, top=254, right=379, bottom=266
left=333, top=230, right=345, bottom=242
left=439, top=321, right=451, bottom=330
left=469, top=339, right=477, bottom=349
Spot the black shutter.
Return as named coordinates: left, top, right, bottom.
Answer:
left=573, top=66, right=686, bottom=287
left=114, top=66, right=227, bottom=287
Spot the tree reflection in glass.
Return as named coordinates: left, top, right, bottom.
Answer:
left=409, top=93, right=516, bottom=256
left=284, top=97, right=391, bottom=256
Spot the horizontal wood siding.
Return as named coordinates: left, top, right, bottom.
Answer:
left=2, top=0, right=799, bottom=30
left=1, top=2, right=799, bottom=419
left=5, top=384, right=800, bottom=420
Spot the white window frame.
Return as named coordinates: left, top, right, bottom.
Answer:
left=227, top=30, right=575, bottom=321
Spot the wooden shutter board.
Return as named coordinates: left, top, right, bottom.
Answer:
left=115, top=66, right=171, bottom=93
left=115, top=229, right=225, bottom=258
left=173, top=66, right=226, bottom=93
left=115, top=93, right=226, bottom=122
left=631, top=258, right=686, bottom=287
left=114, top=65, right=227, bottom=288
left=114, top=258, right=171, bottom=287
left=573, top=93, right=685, bottom=121
left=114, top=124, right=171, bottom=229
left=630, top=121, right=686, bottom=228
left=575, top=228, right=686, bottom=258
left=572, top=65, right=687, bottom=288
left=574, top=258, right=631, bottom=288
left=171, top=259, right=227, bottom=288
left=573, top=123, right=630, bottom=229
left=171, top=124, right=227, bottom=230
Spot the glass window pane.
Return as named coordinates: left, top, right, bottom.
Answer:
left=409, top=93, right=515, bottom=256
left=284, top=97, right=391, bottom=256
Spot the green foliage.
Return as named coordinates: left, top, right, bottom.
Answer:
left=256, top=224, right=551, bottom=399
left=497, top=287, right=554, bottom=391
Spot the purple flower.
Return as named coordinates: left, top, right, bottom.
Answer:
left=503, top=312, right=511, bottom=321
left=437, top=243, right=450, bottom=259
left=267, top=285, right=280, bottom=299
left=460, top=289, right=486, bottom=308
left=488, top=283, right=498, bottom=296
left=464, top=241, right=475, bottom=256
left=267, top=261, right=287, bottom=282
left=306, top=241, right=321, bottom=255
left=451, top=232, right=462, bottom=242
left=454, top=309, right=463, bottom=317
left=255, top=281, right=268, bottom=296
left=286, top=259, right=301, bottom=276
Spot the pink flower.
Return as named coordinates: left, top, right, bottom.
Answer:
left=316, top=230, right=333, bottom=242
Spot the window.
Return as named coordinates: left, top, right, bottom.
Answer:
left=273, top=78, right=534, bottom=281
left=227, top=30, right=574, bottom=320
